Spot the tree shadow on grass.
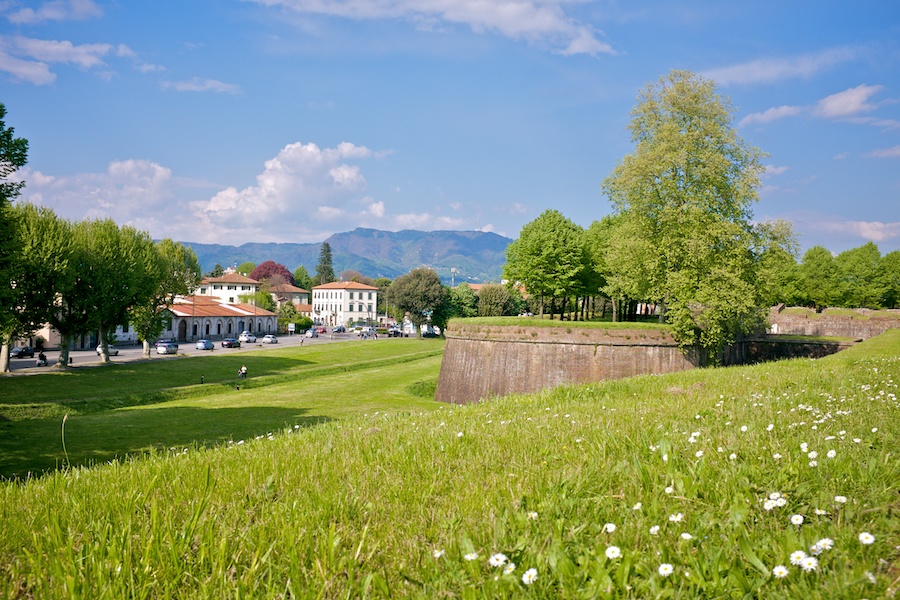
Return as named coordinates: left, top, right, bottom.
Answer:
left=0, top=406, right=331, bottom=481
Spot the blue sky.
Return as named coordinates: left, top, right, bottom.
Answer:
left=2, top=0, right=899, bottom=255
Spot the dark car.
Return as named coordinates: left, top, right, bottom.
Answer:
left=332, top=325, right=346, bottom=333
left=11, top=346, right=35, bottom=359
left=155, top=338, right=178, bottom=348
left=221, top=338, right=241, bottom=348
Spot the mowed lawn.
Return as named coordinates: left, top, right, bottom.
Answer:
left=0, top=339, right=445, bottom=478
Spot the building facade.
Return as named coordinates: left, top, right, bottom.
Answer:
left=311, top=281, right=379, bottom=327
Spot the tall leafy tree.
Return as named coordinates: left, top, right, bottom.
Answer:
left=503, top=209, right=587, bottom=319
left=250, top=260, right=295, bottom=286
left=835, top=242, right=884, bottom=308
left=880, top=250, right=900, bottom=309
left=389, top=268, right=447, bottom=335
left=601, top=70, right=767, bottom=356
left=129, top=239, right=201, bottom=358
left=752, top=219, right=799, bottom=308
left=0, top=103, right=29, bottom=371
left=236, top=261, right=257, bottom=276
left=206, top=264, right=224, bottom=277
left=373, top=277, right=393, bottom=317
left=315, top=242, right=335, bottom=285
left=797, top=246, right=839, bottom=310
left=449, top=283, right=478, bottom=318
left=293, top=265, right=313, bottom=291
left=477, top=283, right=514, bottom=317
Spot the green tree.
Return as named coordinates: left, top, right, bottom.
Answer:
left=0, top=103, right=29, bottom=371
left=449, top=283, right=478, bottom=318
left=835, top=242, right=884, bottom=308
left=752, top=219, right=799, bottom=308
left=315, top=242, right=335, bottom=285
left=389, top=268, right=447, bottom=336
left=129, top=239, right=201, bottom=358
left=503, top=209, right=587, bottom=320
left=601, top=70, right=767, bottom=356
left=2, top=205, right=71, bottom=372
left=293, top=265, right=313, bottom=291
left=206, top=263, right=224, bottom=277
left=239, top=290, right=276, bottom=312
left=82, top=220, right=159, bottom=363
left=373, top=277, right=393, bottom=318
left=477, top=283, right=513, bottom=317
left=236, top=261, right=257, bottom=276
left=880, top=250, right=900, bottom=309
left=797, top=246, right=839, bottom=310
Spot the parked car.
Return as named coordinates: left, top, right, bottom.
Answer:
left=388, top=326, right=403, bottom=337
left=332, top=325, right=346, bottom=333
left=238, top=331, right=257, bottom=343
left=221, top=338, right=241, bottom=348
left=195, top=339, right=214, bottom=350
left=154, top=338, right=178, bottom=348
left=156, top=342, right=178, bottom=355
left=11, top=346, right=35, bottom=359
left=316, top=326, right=327, bottom=333
left=96, top=344, right=119, bottom=356
left=304, top=329, right=317, bottom=338
left=261, top=334, right=278, bottom=344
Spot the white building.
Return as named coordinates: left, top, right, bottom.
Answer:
left=197, top=272, right=261, bottom=304
left=311, top=281, right=379, bottom=327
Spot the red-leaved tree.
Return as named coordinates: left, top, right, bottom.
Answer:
left=249, top=260, right=295, bottom=286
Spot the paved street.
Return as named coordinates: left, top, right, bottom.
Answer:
left=5, top=331, right=383, bottom=374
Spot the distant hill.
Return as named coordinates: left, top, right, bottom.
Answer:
left=181, top=228, right=512, bottom=285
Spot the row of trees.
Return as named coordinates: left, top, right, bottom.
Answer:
left=503, top=70, right=898, bottom=357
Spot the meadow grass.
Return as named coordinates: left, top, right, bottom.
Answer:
left=1, top=333, right=899, bottom=598
left=0, top=339, right=445, bottom=478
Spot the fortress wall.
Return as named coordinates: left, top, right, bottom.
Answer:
left=435, top=324, right=699, bottom=404
left=769, top=310, right=900, bottom=340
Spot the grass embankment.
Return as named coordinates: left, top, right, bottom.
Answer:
left=0, top=340, right=445, bottom=478
left=2, top=333, right=899, bottom=598
left=453, top=316, right=669, bottom=331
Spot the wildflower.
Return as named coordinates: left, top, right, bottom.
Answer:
left=800, top=556, right=818, bottom=572
left=527, top=511, right=538, bottom=520
left=814, top=509, right=828, bottom=516
left=775, top=497, right=787, bottom=507
left=772, top=565, right=789, bottom=578
left=865, top=571, right=876, bottom=584
left=649, top=525, right=660, bottom=535
left=464, top=552, right=479, bottom=561
left=662, top=453, right=668, bottom=462
left=809, top=460, right=818, bottom=467
left=769, top=492, right=782, bottom=500
left=522, top=568, right=538, bottom=585
left=457, top=432, right=463, bottom=437
left=695, top=450, right=704, bottom=458
left=729, top=453, right=737, bottom=460
left=433, top=549, right=445, bottom=558
left=669, top=513, right=684, bottom=523
left=658, top=563, right=674, bottom=577
left=791, top=515, right=804, bottom=526
left=504, top=563, right=516, bottom=575
left=681, top=533, right=693, bottom=540
left=763, top=499, right=777, bottom=511
left=834, top=495, right=848, bottom=504
left=773, top=453, right=782, bottom=460
left=800, top=442, right=808, bottom=452
left=807, top=451, right=818, bottom=459
left=665, top=486, right=674, bottom=494
left=740, top=425, right=748, bottom=432
left=603, top=523, right=616, bottom=533
left=489, top=553, right=508, bottom=567
left=790, top=551, right=807, bottom=566
left=872, top=427, right=878, bottom=433
left=859, top=532, right=875, bottom=545
left=606, top=546, right=622, bottom=559
left=827, top=450, right=836, bottom=458
left=633, top=502, right=642, bottom=510
left=767, top=423, right=775, bottom=431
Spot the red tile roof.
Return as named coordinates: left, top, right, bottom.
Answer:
left=313, top=281, right=379, bottom=291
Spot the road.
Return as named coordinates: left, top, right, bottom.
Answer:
left=5, top=331, right=389, bottom=374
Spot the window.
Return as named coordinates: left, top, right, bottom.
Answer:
left=241, top=285, right=249, bottom=291
left=200, top=287, right=207, bottom=294
left=367, top=304, right=372, bottom=313
left=122, top=323, right=129, bottom=333
left=227, top=285, right=236, bottom=290
left=229, top=297, right=235, bottom=303
left=348, top=305, right=354, bottom=312
left=213, top=285, right=222, bottom=290
left=359, top=304, right=364, bottom=312
left=368, top=292, right=372, bottom=300
left=349, top=292, right=354, bottom=300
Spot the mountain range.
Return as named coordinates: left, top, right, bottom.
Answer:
left=182, top=228, right=512, bottom=285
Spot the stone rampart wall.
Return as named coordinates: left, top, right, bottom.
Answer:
left=769, top=310, right=900, bottom=340
left=435, top=324, right=700, bottom=404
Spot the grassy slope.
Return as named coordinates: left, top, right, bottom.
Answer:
left=1, top=333, right=899, bottom=598
left=0, top=340, right=444, bottom=477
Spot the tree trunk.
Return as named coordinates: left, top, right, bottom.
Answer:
left=142, top=339, right=152, bottom=359
left=98, top=324, right=111, bottom=364
left=0, top=343, right=9, bottom=374
left=57, top=334, right=71, bottom=368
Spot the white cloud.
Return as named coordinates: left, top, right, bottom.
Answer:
left=704, top=46, right=860, bottom=86
left=866, top=145, right=900, bottom=158
left=0, top=35, right=116, bottom=83
left=739, top=105, right=803, bottom=127
left=6, top=0, right=102, bottom=24
left=817, top=220, right=900, bottom=243
left=814, top=84, right=882, bottom=118
left=249, top=0, right=614, bottom=55
left=161, top=77, right=241, bottom=94
left=763, top=165, right=788, bottom=177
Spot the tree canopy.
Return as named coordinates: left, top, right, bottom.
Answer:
left=250, top=261, right=295, bottom=286
left=601, top=70, right=770, bottom=356
left=315, top=243, right=335, bottom=285
left=389, top=268, right=447, bottom=334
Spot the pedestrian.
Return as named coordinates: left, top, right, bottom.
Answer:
left=240, top=365, right=248, bottom=379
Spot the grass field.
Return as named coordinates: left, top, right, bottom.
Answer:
left=0, top=339, right=445, bottom=478
left=1, top=332, right=898, bottom=598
